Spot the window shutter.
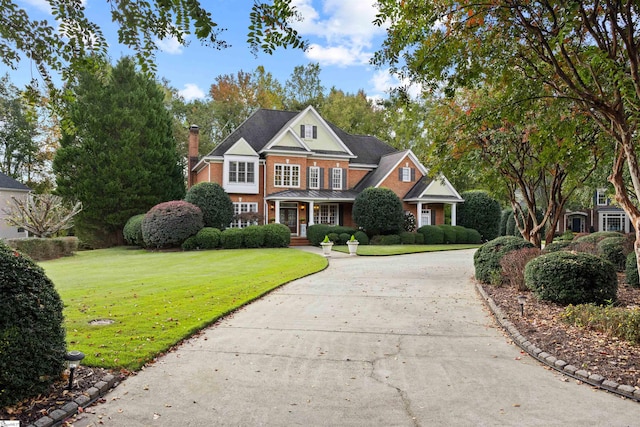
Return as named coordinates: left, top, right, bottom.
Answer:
left=342, top=168, right=347, bottom=189
left=411, top=168, right=416, bottom=181
left=320, top=168, right=325, bottom=189
left=300, top=125, right=305, bottom=138
left=313, top=126, right=317, bottom=138
left=329, top=168, right=334, bottom=189
left=431, top=210, right=436, bottom=225
left=398, top=168, right=403, bottom=180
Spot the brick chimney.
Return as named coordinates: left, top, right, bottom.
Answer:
left=187, top=125, right=199, bottom=188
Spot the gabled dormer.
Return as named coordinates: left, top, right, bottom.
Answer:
left=222, top=137, right=259, bottom=194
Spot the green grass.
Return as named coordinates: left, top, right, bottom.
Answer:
left=41, top=247, right=327, bottom=370
left=332, top=244, right=480, bottom=256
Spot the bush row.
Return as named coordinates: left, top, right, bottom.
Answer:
left=416, top=225, right=481, bottom=244
left=4, top=237, right=79, bottom=261
left=562, top=304, right=640, bottom=345
left=181, top=223, right=291, bottom=250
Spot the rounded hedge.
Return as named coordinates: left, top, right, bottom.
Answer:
left=196, top=227, right=222, bottom=249
left=181, top=235, right=198, bottom=251
left=242, top=225, right=265, bottom=248
left=524, top=251, right=617, bottom=305
left=474, top=236, right=535, bottom=284
left=415, top=232, right=425, bottom=244
left=184, top=182, right=234, bottom=229
left=542, top=241, right=572, bottom=253
left=626, top=252, right=639, bottom=288
left=263, top=223, right=291, bottom=247
left=466, top=229, right=482, bottom=244
left=458, top=191, right=501, bottom=241
left=417, top=225, right=444, bottom=244
left=142, top=200, right=204, bottom=248
left=353, top=187, right=404, bottom=235
left=354, top=230, right=369, bottom=245
left=438, top=225, right=457, bottom=243
left=221, top=228, right=244, bottom=249
left=381, top=234, right=402, bottom=245
left=574, top=231, right=622, bottom=244
left=597, top=236, right=627, bottom=272
left=123, top=214, right=145, bottom=247
left=0, top=241, right=66, bottom=407
left=400, top=231, right=416, bottom=244
left=338, top=233, right=351, bottom=245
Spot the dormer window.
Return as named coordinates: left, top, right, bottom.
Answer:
left=400, top=167, right=415, bottom=182
left=596, top=188, right=608, bottom=206
left=300, top=124, right=317, bottom=139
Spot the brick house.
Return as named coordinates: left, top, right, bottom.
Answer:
left=558, top=187, right=632, bottom=234
left=188, top=106, right=463, bottom=237
left=0, top=171, right=30, bottom=239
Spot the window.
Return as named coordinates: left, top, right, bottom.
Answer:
left=401, top=167, right=411, bottom=182
left=274, top=164, right=300, bottom=187
left=602, top=212, right=626, bottom=232
left=596, top=189, right=607, bottom=206
left=231, top=203, right=258, bottom=228
left=332, top=168, right=342, bottom=190
left=300, top=124, right=317, bottom=139
left=309, top=166, right=320, bottom=189
left=229, top=161, right=255, bottom=183
left=313, top=204, right=338, bottom=225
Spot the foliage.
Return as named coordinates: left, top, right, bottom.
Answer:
left=499, top=209, right=512, bottom=236
left=557, top=231, right=575, bottom=242
left=338, top=233, right=351, bottom=245
left=414, top=232, right=425, bottom=244
left=354, top=230, right=369, bottom=245
left=319, top=88, right=388, bottom=139
left=524, top=252, right=617, bottom=305
left=262, top=223, right=291, bottom=248
left=0, top=241, right=66, bottom=407
left=123, top=214, right=145, bottom=247
left=417, top=225, right=444, bottom=244
left=181, top=235, right=198, bottom=251
left=196, top=227, right=222, bottom=249
left=437, top=225, right=457, bottom=244
left=327, top=232, right=339, bottom=243
left=54, top=57, right=185, bottom=246
left=473, top=236, right=535, bottom=284
left=542, top=241, right=572, bottom=253
left=378, top=234, right=402, bottom=245
left=242, top=225, right=265, bottom=248
left=626, top=252, right=639, bottom=288
left=402, top=211, right=417, bottom=232
left=184, top=182, right=234, bottom=229
left=400, top=232, right=416, bottom=244
left=283, top=63, right=324, bottom=110
left=2, top=193, right=82, bottom=238
left=353, top=187, right=404, bottom=235
left=142, top=201, right=203, bottom=249
left=597, top=236, right=630, bottom=272
left=220, top=228, right=244, bottom=249
left=499, top=248, right=542, bottom=291
left=466, top=229, right=482, bottom=244
left=452, top=226, right=469, bottom=244
left=574, top=231, right=624, bottom=245
left=307, top=225, right=356, bottom=246
left=562, top=304, right=640, bottom=345
left=458, top=191, right=501, bottom=241
left=4, top=236, right=78, bottom=261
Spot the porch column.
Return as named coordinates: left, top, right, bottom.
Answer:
left=451, top=203, right=457, bottom=226
left=308, top=201, right=315, bottom=225
left=417, top=202, right=423, bottom=228
left=275, top=200, right=281, bottom=223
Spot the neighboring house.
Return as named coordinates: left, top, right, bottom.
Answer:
left=0, top=171, right=30, bottom=239
left=559, top=187, right=632, bottom=234
left=188, top=106, right=463, bottom=237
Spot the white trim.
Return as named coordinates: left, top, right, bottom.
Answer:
left=309, top=166, right=320, bottom=189
left=374, top=150, right=429, bottom=187
left=274, top=163, right=301, bottom=188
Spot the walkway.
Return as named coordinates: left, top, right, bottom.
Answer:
left=73, top=249, right=639, bottom=426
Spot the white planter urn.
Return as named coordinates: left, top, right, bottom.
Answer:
left=346, top=240, right=359, bottom=256
left=320, top=241, right=333, bottom=257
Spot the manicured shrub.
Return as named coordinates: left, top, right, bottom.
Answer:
left=524, top=251, right=617, bottom=305
left=543, top=241, right=572, bottom=253
left=196, top=227, right=222, bottom=249
left=221, top=228, right=244, bottom=249
left=353, top=187, right=404, bottom=235
left=263, top=223, right=291, bottom=247
left=328, top=232, right=339, bottom=243
left=5, top=237, right=79, bottom=260
left=306, top=225, right=356, bottom=246
left=597, top=236, right=628, bottom=272
left=354, top=230, right=369, bottom=245
left=625, top=252, right=639, bottom=288
left=557, top=230, right=574, bottom=241
left=417, top=225, right=444, bottom=244
left=438, top=225, right=457, bottom=243
left=400, top=231, right=416, bottom=244
left=562, top=304, right=640, bottom=345
left=242, top=225, right=265, bottom=248
left=338, top=233, right=351, bottom=244
left=499, top=247, right=542, bottom=291
left=414, top=232, right=425, bottom=244
left=474, top=236, right=535, bottom=284
left=370, top=235, right=384, bottom=245
left=466, top=229, right=482, bottom=244
left=142, top=200, right=204, bottom=248
left=458, top=190, right=501, bottom=241
left=123, top=214, right=145, bottom=246
left=0, top=241, right=66, bottom=407
left=574, top=231, right=622, bottom=244
left=381, top=234, right=402, bottom=245
left=453, top=226, right=468, bottom=243
left=184, top=182, right=234, bottom=229
left=181, top=235, right=198, bottom=251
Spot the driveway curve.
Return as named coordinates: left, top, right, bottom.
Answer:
left=74, top=249, right=639, bottom=426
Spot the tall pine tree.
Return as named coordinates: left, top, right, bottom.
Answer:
left=54, top=57, right=185, bottom=246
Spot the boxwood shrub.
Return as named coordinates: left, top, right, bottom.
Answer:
left=142, top=201, right=204, bottom=248
left=466, top=229, right=482, bottom=244
left=221, top=228, right=244, bottom=249
left=574, top=231, right=622, bottom=244
left=196, top=227, right=222, bottom=249
left=381, top=234, right=402, bottom=245
left=242, top=225, right=265, bottom=248
left=0, top=241, right=66, bottom=407
left=263, top=223, right=291, bottom=247
left=543, top=241, right=572, bottom=253
left=438, top=225, right=457, bottom=243
left=400, top=231, right=416, bottom=244
left=453, top=226, right=469, bottom=243
left=354, top=230, right=369, bottom=245
left=626, top=252, right=639, bottom=288
left=123, top=214, right=145, bottom=247
left=417, top=225, right=444, bottom=244
left=414, top=232, right=425, bottom=244
left=307, top=225, right=356, bottom=246
left=474, top=236, right=535, bottom=284
left=525, top=251, right=617, bottom=305
left=5, top=237, right=79, bottom=261
left=181, top=235, right=198, bottom=251
left=597, top=236, right=628, bottom=272
left=338, top=233, right=351, bottom=244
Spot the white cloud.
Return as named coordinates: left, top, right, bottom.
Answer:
left=179, top=83, right=205, bottom=101
left=156, top=35, right=184, bottom=54
left=20, top=0, right=53, bottom=13
left=370, top=68, right=422, bottom=99
left=305, top=44, right=370, bottom=67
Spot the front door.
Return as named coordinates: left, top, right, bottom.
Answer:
left=571, top=217, right=583, bottom=232
left=279, top=203, right=298, bottom=234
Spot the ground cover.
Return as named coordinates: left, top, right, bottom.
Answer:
left=332, top=243, right=480, bottom=255
left=43, top=247, right=327, bottom=370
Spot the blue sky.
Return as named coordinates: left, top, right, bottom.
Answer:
left=5, top=0, right=407, bottom=102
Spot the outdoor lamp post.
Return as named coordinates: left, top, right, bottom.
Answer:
left=517, top=295, right=527, bottom=316
left=64, top=350, right=85, bottom=390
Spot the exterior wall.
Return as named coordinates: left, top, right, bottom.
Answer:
left=379, top=158, right=423, bottom=198
left=347, top=168, right=370, bottom=189
left=0, top=190, right=29, bottom=239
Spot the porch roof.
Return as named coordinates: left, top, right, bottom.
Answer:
left=266, top=189, right=360, bottom=202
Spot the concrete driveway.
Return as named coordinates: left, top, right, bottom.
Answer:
left=73, top=249, right=640, bottom=426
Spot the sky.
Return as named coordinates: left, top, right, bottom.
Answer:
left=4, top=0, right=407, bottom=103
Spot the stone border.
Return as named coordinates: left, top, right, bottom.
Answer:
left=476, top=283, right=640, bottom=402
left=26, top=374, right=119, bottom=427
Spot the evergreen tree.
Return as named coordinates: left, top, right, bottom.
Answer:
left=54, top=57, right=185, bottom=246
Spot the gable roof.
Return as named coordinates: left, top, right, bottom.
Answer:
left=0, top=172, right=30, bottom=191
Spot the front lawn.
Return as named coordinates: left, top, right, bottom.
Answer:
left=41, top=247, right=327, bottom=370
left=332, top=244, right=480, bottom=256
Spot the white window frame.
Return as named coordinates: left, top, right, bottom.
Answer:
left=304, top=124, right=314, bottom=139
left=231, top=202, right=259, bottom=228
left=274, top=164, right=300, bottom=187
left=601, top=212, right=626, bottom=232
left=313, top=204, right=338, bottom=225
left=401, top=167, right=411, bottom=182
left=596, top=189, right=607, bottom=206
left=421, top=206, right=432, bottom=226
left=223, top=155, right=259, bottom=194
left=229, top=161, right=255, bottom=184
left=332, top=168, right=342, bottom=190
left=309, top=166, right=320, bottom=190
